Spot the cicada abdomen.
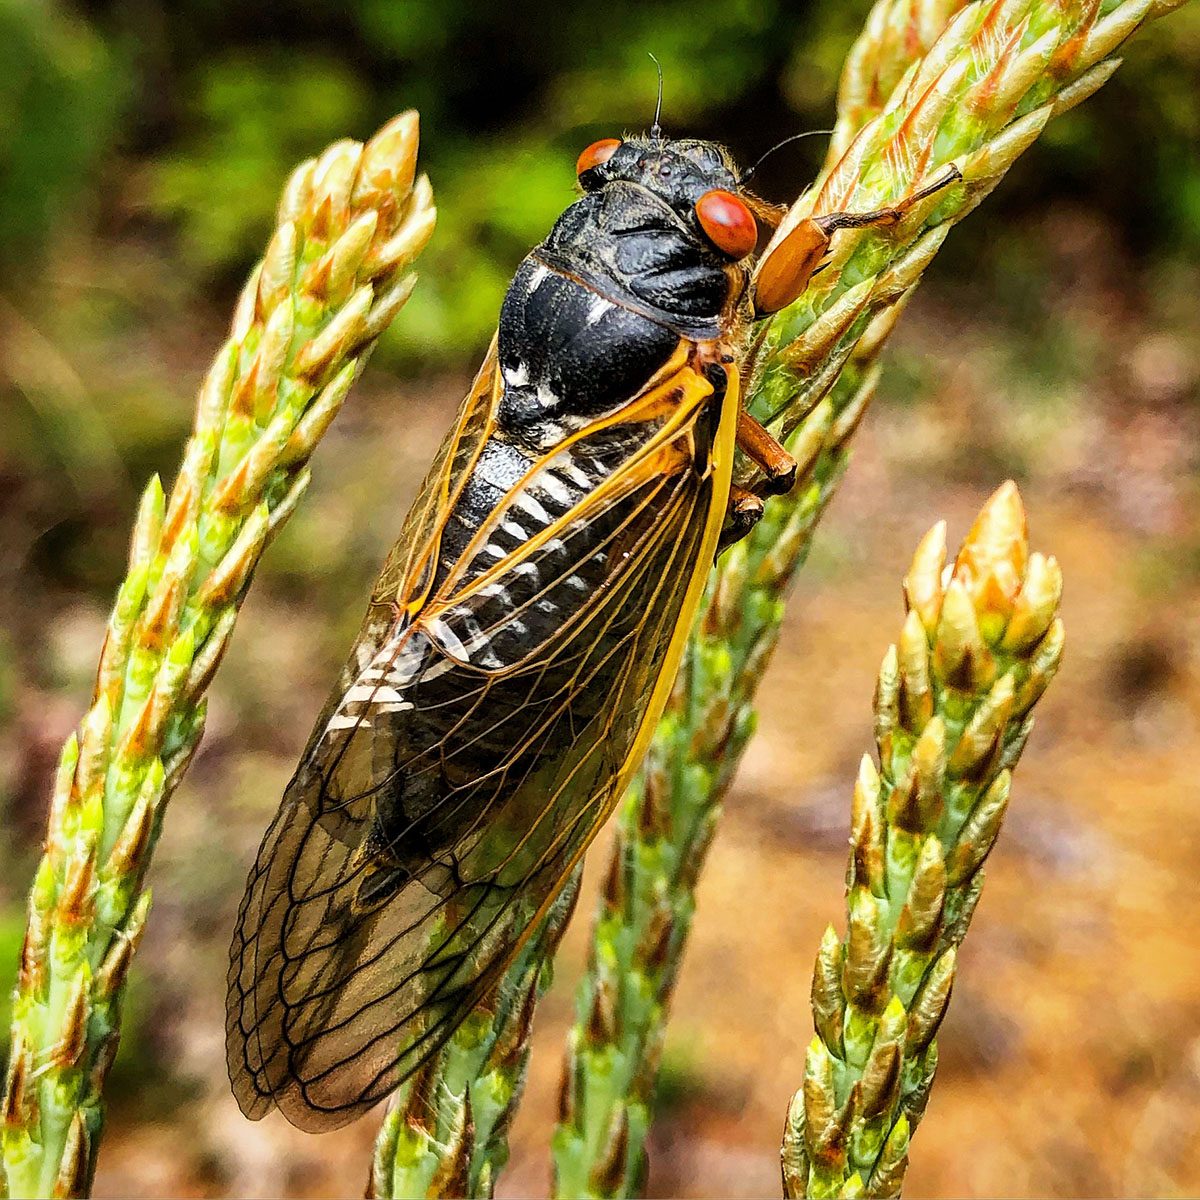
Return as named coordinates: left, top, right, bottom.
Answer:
left=227, top=125, right=957, bottom=1131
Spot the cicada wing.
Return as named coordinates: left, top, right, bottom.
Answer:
left=227, top=359, right=738, bottom=1131
left=227, top=342, right=502, bottom=1131
left=378, top=337, right=499, bottom=609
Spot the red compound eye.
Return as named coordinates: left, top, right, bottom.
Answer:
left=576, top=138, right=621, bottom=177
left=695, top=189, right=758, bottom=258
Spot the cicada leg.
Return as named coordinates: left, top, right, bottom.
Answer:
left=719, top=484, right=766, bottom=550
left=752, top=164, right=962, bottom=316
left=736, top=408, right=796, bottom=496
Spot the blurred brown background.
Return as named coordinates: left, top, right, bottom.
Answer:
left=1, top=0, right=1199, bottom=1196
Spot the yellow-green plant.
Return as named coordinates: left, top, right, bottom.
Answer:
left=369, top=870, right=582, bottom=1200
left=1, top=114, right=436, bottom=1200
left=552, top=0, right=1178, bottom=1194
left=781, top=483, right=1063, bottom=1197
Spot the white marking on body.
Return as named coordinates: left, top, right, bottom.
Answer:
left=527, top=264, right=549, bottom=292
left=585, top=295, right=611, bottom=326
left=346, top=683, right=407, bottom=705
left=428, top=618, right=470, bottom=662
left=375, top=701, right=414, bottom=714
left=558, top=459, right=592, bottom=487
left=566, top=574, right=588, bottom=592
left=476, top=643, right=503, bottom=669
left=325, top=712, right=365, bottom=732
left=502, top=519, right=528, bottom=541
left=482, top=542, right=507, bottom=559
left=502, top=360, right=529, bottom=387
left=478, top=581, right=513, bottom=603
left=514, top=491, right=551, bottom=523
left=515, top=561, right=539, bottom=578
left=538, top=473, right=574, bottom=506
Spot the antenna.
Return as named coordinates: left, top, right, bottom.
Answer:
left=739, top=128, right=834, bottom=184
left=648, top=53, right=664, bottom=140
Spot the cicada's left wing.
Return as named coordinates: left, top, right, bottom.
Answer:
left=226, top=357, right=739, bottom=1132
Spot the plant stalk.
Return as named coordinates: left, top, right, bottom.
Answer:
left=2, top=114, right=436, bottom=1199
left=782, top=482, right=1065, bottom=1197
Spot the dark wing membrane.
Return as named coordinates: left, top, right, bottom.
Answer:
left=227, top=361, right=733, bottom=1131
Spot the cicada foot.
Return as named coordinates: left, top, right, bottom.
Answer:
left=718, top=484, right=766, bottom=551
left=753, top=163, right=963, bottom=316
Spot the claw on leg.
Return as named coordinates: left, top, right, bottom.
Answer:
left=719, top=484, right=766, bottom=551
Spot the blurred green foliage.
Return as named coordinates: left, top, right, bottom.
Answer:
left=1, top=0, right=1197, bottom=361
left=0, top=0, right=125, bottom=271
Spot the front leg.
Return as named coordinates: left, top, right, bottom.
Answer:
left=737, top=409, right=796, bottom=496
left=752, top=165, right=962, bottom=316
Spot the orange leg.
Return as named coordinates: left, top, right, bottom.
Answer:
left=737, top=408, right=796, bottom=496
left=752, top=164, right=962, bottom=316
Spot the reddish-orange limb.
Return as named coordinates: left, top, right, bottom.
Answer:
left=753, top=164, right=962, bottom=316
left=736, top=409, right=797, bottom=496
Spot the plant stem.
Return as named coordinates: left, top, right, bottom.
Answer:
left=369, top=870, right=581, bottom=1200
left=552, top=1, right=1184, bottom=1195
left=1, top=114, right=435, bottom=1199
left=782, top=483, right=1064, bottom=1198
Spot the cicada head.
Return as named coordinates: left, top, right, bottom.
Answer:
left=576, top=135, right=762, bottom=262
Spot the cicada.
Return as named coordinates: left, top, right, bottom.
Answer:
left=226, top=117, right=955, bottom=1131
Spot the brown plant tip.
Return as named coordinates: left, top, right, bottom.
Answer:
left=492, top=969, right=542, bottom=1073
left=52, top=969, right=92, bottom=1072
left=589, top=1105, right=631, bottom=1196
left=638, top=903, right=675, bottom=975
left=600, top=831, right=627, bottom=914
left=636, top=764, right=673, bottom=840
left=56, top=846, right=98, bottom=928
left=427, top=1090, right=473, bottom=1199
left=586, top=975, right=619, bottom=1046
left=3, top=1038, right=31, bottom=1128
left=556, top=1046, right=582, bottom=1126
left=52, top=1112, right=90, bottom=1200
left=401, top=1057, right=440, bottom=1138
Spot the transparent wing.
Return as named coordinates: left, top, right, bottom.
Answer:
left=227, top=357, right=736, bottom=1131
